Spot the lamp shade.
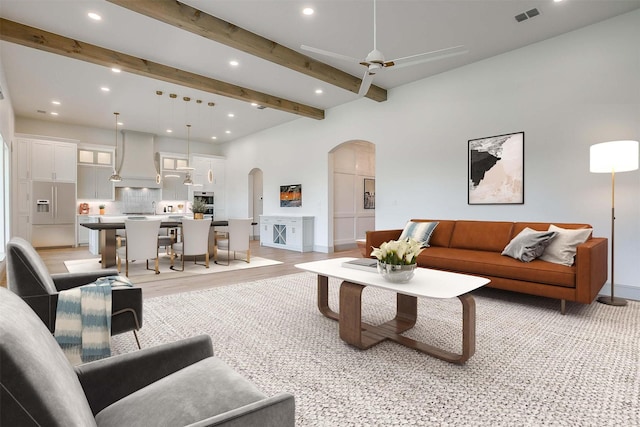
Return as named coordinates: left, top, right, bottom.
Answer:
left=590, top=140, right=639, bottom=173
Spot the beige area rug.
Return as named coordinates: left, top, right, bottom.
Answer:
left=64, top=254, right=282, bottom=283
left=111, top=272, right=640, bottom=426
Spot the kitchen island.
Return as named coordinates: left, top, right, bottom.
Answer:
left=82, top=219, right=228, bottom=268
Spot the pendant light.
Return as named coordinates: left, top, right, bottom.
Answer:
left=182, top=124, right=194, bottom=186
left=109, top=112, right=122, bottom=182
left=177, top=97, right=195, bottom=172
left=154, top=91, right=163, bottom=184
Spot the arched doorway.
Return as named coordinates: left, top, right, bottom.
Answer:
left=329, top=140, right=375, bottom=252
left=248, top=168, right=263, bottom=240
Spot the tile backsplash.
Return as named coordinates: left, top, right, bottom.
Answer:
left=116, top=188, right=161, bottom=213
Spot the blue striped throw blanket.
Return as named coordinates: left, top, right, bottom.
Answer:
left=54, top=275, right=133, bottom=365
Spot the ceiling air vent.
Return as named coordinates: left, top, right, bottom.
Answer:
left=515, top=8, right=541, bottom=23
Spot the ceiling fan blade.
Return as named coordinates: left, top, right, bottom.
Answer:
left=301, top=45, right=360, bottom=64
left=358, top=70, right=376, bottom=97
left=384, top=45, right=468, bottom=69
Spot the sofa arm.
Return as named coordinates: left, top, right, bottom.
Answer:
left=187, top=393, right=296, bottom=427
left=364, top=229, right=403, bottom=257
left=51, top=269, right=120, bottom=291
left=575, top=237, right=608, bottom=304
left=75, top=335, right=214, bottom=415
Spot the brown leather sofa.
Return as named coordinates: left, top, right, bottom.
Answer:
left=365, top=220, right=608, bottom=313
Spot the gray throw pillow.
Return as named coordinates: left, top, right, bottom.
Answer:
left=502, top=228, right=558, bottom=262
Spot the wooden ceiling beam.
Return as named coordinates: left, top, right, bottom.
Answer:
left=106, top=0, right=388, bottom=102
left=0, top=18, right=324, bottom=120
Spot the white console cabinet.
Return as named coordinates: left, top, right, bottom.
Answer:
left=260, top=215, right=314, bottom=252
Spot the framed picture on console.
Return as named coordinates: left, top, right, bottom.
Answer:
left=468, top=131, right=524, bottom=205
left=280, top=184, right=302, bottom=207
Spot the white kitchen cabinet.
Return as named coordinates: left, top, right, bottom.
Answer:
left=260, top=215, right=314, bottom=252
left=77, top=215, right=92, bottom=246
left=77, top=165, right=114, bottom=200
left=162, top=172, right=189, bottom=201
left=17, top=139, right=30, bottom=181
left=31, top=140, right=77, bottom=182
left=15, top=140, right=31, bottom=241
left=160, top=154, right=190, bottom=201
left=77, top=146, right=114, bottom=200
left=192, top=155, right=225, bottom=192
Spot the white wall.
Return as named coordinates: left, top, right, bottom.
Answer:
left=222, top=10, right=640, bottom=298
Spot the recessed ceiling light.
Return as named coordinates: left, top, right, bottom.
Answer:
left=88, top=12, right=102, bottom=21
left=227, top=113, right=235, bottom=118
left=50, top=112, right=59, bottom=116
left=166, top=129, right=173, bottom=133
left=117, top=122, right=123, bottom=126
left=225, top=130, right=231, bottom=134
left=315, top=88, right=323, bottom=94
left=211, top=136, right=217, bottom=140
left=303, top=7, right=314, bottom=16
left=111, top=67, right=121, bottom=73
left=250, top=102, right=258, bottom=107
left=51, top=100, right=61, bottom=105
left=101, top=87, right=110, bottom=92
left=229, top=60, right=239, bottom=66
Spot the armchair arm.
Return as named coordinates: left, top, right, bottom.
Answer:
left=51, top=269, right=119, bottom=291
left=364, top=229, right=403, bottom=257
left=575, top=237, right=608, bottom=304
left=75, top=334, right=214, bottom=415
left=186, top=393, right=296, bottom=427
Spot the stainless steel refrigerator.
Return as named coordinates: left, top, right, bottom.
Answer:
left=31, top=181, right=76, bottom=247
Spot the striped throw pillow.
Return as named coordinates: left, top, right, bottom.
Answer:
left=399, top=221, right=439, bottom=248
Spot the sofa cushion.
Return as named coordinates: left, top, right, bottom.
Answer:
left=539, top=225, right=593, bottom=266
left=95, top=356, right=268, bottom=427
left=417, top=247, right=576, bottom=288
left=399, top=221, right=438, bottom=247
left=449, top=220, right=514, bottom=252
left=501, top=228, right=558, bottom=262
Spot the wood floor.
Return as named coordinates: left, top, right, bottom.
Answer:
left=37, top=241, right=362, bottom=299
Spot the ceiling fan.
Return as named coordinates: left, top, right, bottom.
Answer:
left=301, top=0, right=468, bottom=97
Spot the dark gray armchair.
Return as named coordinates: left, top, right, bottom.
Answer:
left=0, top=287, right=296, bottom=426
left=5, top=237, right=142, bottom=346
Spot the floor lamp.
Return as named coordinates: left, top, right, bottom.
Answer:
left=589, top=140, right=639, bottom=306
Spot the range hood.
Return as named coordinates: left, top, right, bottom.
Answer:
left=114, top=130, right=161, bottom=188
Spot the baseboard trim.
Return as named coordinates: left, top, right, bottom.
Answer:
left=598, top=283, right=640, bottom=302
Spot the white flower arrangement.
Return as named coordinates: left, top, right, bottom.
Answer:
left=370, top=238, right=423, bottom=265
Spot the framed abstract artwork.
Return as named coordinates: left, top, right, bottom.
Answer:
left=280, top=184, right=302, bottom=207
left=364, top=178, right=375, bottom=209
left=468, top=131, right=524, bottom=205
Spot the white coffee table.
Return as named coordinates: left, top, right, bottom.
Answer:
left=295, top=257, right=490, bottom=364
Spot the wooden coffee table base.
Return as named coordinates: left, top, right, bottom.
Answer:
left=317, top=275, right=476, bottom=365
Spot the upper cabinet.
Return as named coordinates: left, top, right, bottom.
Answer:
left=77, top=146, right=114, bottom=200
left=78, top=148, right=113, bottom=166
left=159, top=153, right=190, bottom=201
left=31, top=140, right=77, bottom=182
left=192, top=155, right=225, bottom=194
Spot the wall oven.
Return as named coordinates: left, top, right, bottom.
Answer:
left=193, top=191, right=214, bottom=215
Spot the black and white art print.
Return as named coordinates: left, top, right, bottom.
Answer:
left=468, top=131, right=524, bottom=205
